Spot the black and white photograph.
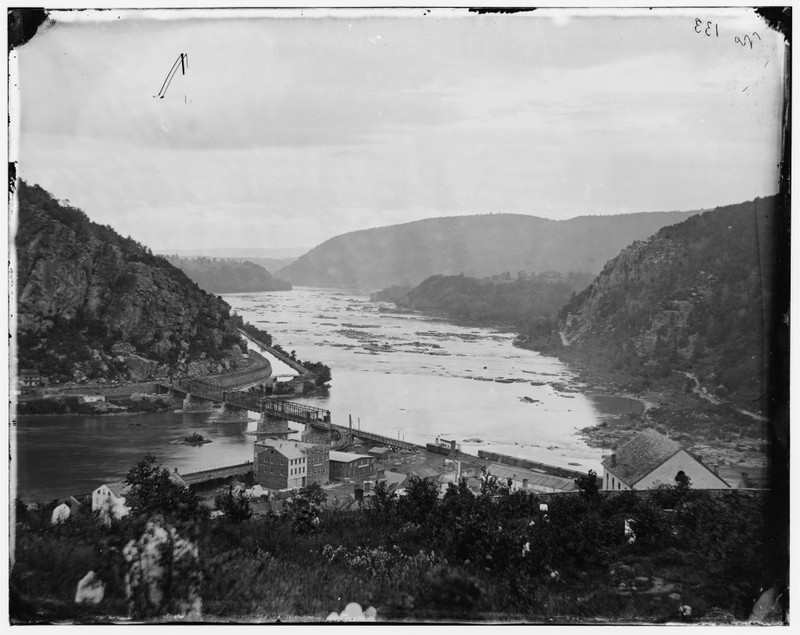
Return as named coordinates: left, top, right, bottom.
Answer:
left=7, top=5, right=790, bottom=625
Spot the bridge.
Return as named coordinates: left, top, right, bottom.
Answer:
left=180, top=461, right=254, bottom=488
left=328, top=424, right=418, bottom=452
left=158, top=378, right=333, bottom=426
left=156, top=377, right=419, bottom=451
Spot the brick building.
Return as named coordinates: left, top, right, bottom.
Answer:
left=254, top=438, right=329, bottom=490
left=329, top=451, right=375, bottom=483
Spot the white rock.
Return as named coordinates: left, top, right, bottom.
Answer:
left=75, top=570, right=105, bottom=605
left=51, top=503, right=70, bottom=525
left=340, top=602, right=364, bottom=620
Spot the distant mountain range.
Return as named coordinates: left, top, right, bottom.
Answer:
left=276, top=211, right=699, bottom=290
left=164, top=255, right=292, bottom=294
left=164, top=247, right=309, bottom=259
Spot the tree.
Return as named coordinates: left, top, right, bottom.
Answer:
left=479, top=467, right=510, bottom=498
left=675, top=470, right=692, bottom=495
left=575, top=470, right=600, bottom=502
left=366, top=480, right=397, bottom=520
left=124, top=454, right=206, bottom=524
left=398, top=476, right=439, bottom=524
left=298, top=482, right=327, bottom=507
left=214, top=486, right=253, bottom=524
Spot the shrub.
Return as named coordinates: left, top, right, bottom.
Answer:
left=214, top=487, right=253, bottom=524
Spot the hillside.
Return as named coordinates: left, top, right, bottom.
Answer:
left=276, top=210, right=697, bottom=289
left=14, top=182, right=249, bottom=383
left=553, top=197, right=778, bottom=412
left=385, top=272, right=592, bottom=336
left=164, top=255, right=292, bottom=294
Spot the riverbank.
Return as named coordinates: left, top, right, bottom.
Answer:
left=15, top=393, right=174, bottom=417
left=540, top=352, right=769, bottom=473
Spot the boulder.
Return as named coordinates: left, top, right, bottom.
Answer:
left=50, top=503, right=71, bottom=525
left=748, top=586, right=784, bottom=624
left=75, top=570, right=105, bottom=605
left=124, top=355, right=159, bottom=381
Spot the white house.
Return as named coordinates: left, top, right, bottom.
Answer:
left=602, top=428, right=730, bottom=491
left=92, top=481, right=130, bottom=523
left=91, top=470, right=188, bottom=522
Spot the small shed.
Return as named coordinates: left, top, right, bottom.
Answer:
left=368, top=447, right=391, bottom=461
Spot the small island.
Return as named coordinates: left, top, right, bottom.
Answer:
left=181, top=432, right=212, bottom=446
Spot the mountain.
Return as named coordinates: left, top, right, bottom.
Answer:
left=164, top=247, right=309, bottom=259
left=276, top=211, right=699, bottom=290
left=164, top=255, right=292, bottom=294
left=381, top=271, right=593, bottom=334
left=14, top=181, right=249, bottom=383
left=555, top=196, right=779, bottom=411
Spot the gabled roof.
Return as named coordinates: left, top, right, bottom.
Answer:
left=168, top=471, right=188, bottom=488
left=105, top=481, right=130, bottom=498
left=330, top=450, right=373, bottom=463
left=255, top=439, right=318, bottom=460
left=601, top=428, right=682, bottom=486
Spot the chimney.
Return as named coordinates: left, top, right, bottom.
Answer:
left=610, top=454, right=617, bottom=468
left=713, top=464, right=719, bottom=476
left=522, top=478, right=529, bottom=489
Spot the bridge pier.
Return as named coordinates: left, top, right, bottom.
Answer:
left=302, top=425, right=335, bottom=445
left=213, top=403, right=250, bottom=423
left=183, top=393, right=218, bottom=413
left=256, top=413, right=291, bottom=439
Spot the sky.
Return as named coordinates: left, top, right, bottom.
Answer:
left=12, top=7, right=787, bottom=253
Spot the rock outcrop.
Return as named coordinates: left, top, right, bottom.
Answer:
left=14, top=181, right=248, bottom=383
left=558, top=196, right=780, bottom=410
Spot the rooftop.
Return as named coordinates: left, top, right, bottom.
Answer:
left=330, top=450, right=373, bottom=463
left=105, top=481, right=130, bottom=498
left=256, top=438, right=322, bottom=460
left=602, top=428, right=683, bottom=486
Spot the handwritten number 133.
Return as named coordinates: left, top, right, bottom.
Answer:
left=695, top=19, right=719, bottom=37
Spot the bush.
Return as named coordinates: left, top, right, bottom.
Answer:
left=214, top=487, right=253, bottom=524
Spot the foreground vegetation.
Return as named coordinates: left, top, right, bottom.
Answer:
left=11, top=457, right=779, bottom=624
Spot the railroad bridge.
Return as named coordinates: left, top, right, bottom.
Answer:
left=155, top=378, right=417, bottom=451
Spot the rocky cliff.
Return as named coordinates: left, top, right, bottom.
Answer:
left=558, top=197, right=779, bottom=411
left=14, top=181, right=249, bottom=383
left=276, top=210, right=698, bottom=290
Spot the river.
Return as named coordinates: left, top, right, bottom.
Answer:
left=14, top=287, right=639, bottom=502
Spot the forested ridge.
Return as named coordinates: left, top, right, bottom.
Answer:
left=554, top=197, right=779, bottom=410
left=278, top=210, right=696, bottom=289
left=165, top=256, right=292, bottom=294
left=384, top=272, right=593, bottom=338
